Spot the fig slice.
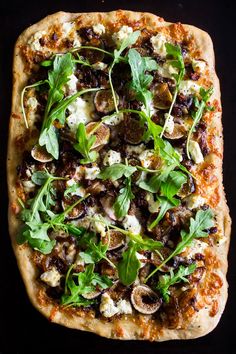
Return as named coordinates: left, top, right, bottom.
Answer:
left=153, top=83, right=173, bottom=109
left=85, top=122, right=110, bottom=150
left=102, top=230, right=126, bottom=251
left=94, top=89, right=119, bottom=114
left=31, top=144, right=53, bottom=162
left=131, top=285, right=162, bottom=314
left=124, top=117, right=145, bottom=145
left=163, top=123, right=186, bottom=140
left=62, top=198, right=86, bottom=220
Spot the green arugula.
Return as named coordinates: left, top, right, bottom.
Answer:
left=18, top=171, right=86, bottom=254
left=78, top=232, right=115, bottom=267
left=128, top=48, right=158, bottom=117
left=149, top=170, right=187, bottom=229
left=186, top=87, right=213, bottom=159
left=117, top=241, right=141, bottom=286
left=156, top=264, right=197, bottom=302
left=160, top=43, right=185, bottom=137
left=21, top=80, right=47, bottom=129
left=113, top=177, right=135, bottom=219
left=145, top=208, right=214, bottom=281
left=61, top=264, right=112, bottom=307
left=97, top=163, right=137, bottom=181
left=64, top=182, right=81, bottom=197
left=73, top=123, right=98, bottom=164
left=109, top=31, right=141, bottom=112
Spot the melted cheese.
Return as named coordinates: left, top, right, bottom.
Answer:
left=93, top=23, right=106, bottom=35
left=67, top=97, right=94, bottom=134
left=112, top=26, right=134, bottom=46
left=123, top=215, right=141, bottom=235
left=150, top=33, right=168, bottom=56
left=103, top=150, right=121, bottom=166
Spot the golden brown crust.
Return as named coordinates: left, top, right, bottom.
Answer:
left=7, top=9, right=231, bottom=341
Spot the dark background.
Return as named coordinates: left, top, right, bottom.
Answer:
left=0, top=1, right=235, bottom=353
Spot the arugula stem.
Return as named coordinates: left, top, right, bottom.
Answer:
left=160, top=86, right=178, bottom=138
left=21, top=80, right=47, bottom=129
left=75, top=46, right=127, bottom=63
left=186, top=101, right=205, bottom=159
left=108, top=64, right=119, bottom=113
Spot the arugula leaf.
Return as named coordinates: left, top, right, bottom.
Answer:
left=128, top=48, right=158, bottom=118
left=31, top=171, right=51, bottom=186
left=97, top=163, right=136, bottom=181
left=156, top=264, right=196, bottom=302
left=61, top=264, right=112, bottom=307
left=149, top=196, right=175, bottom=229
left=145, top=209, right=214, bottom=281
left=109, top=31, right=140, bottom=112
left=113, top=177, right=134, bottom=219
left=117, top=241, right=141, bottom=286
left=78, top=232, right=115, bottom=267
left=64, top=182, right=81, bottom=197
left=160, top=43, right=185, bottom=137
left=18, top=176, right=86, bottom=254
left=186, top=87, right=213, bottom=159
left=73, top=123, right=98, bottom=164
left=160, top=171, right=187, bottom=203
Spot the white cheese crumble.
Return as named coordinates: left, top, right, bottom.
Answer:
left=179, top=80, right=201, bottom=96
left=126, top=144, right=146, bottom=156
left=158, top=61, right=178, bottom=79
left=123, top=215, right=141, bottom=235
left=93, top=23, right=106, bottom=35
left=90, top=214, right=106, bottom=236
left=139, top=150, right=155, bottom=168
left=100, top=293, right=119, bottom=317
left=103, top=150, right=121, bottom=166
left=40, top=267, right=61, bottom=287
left=27, top=97, right=38, bottom=110
left=66, top=74, right=78, bottom=95
left=66, top=178, right=86, bottom=197
left=150, top=33, right=168, bottom=57
left=22, top=180, right=36, bottom=193
left=104, top=112, right=124, bottom=126
left=192, top=59, right=206, bottom=73
left=164, top=113, right=175, bottom=134
left=28, top=30, right=46, bottom=51
left=61, top=22, right=74, bottom=36
left=116, top=299, right=133, bottom=314
left=66, top=97, right=94, bottom=134
left=145, top=193, right=160, bottom=213
left=100, top=293, right=132, bottom=318
left=188, top=140, right=204, bottom=164
left=185, top=240, right=208, bottom=259
left=84, top=166, right=100, bottom=180
left=112, top=25, right=134, bottom=46
left=185, top=194, right=205, bottom=209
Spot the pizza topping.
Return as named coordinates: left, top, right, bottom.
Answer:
left=40, top=267, right=62, bottom=287
left=131, top=285, right=162, bottom=314
left=17, top=23, right=218, bottom=321
left=188, top=140, right=204, bottom=164
left=150, top=33, right=168, bottom=57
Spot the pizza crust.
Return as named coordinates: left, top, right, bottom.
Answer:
left=7, top=10, right=231, bottom=341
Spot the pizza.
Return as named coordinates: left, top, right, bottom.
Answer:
left=7, top=10, right=231, bottom=341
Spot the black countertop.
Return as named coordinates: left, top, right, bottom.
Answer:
left=0, top=1, right=235, bottom=353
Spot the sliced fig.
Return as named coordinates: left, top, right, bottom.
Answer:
left=177, top=175, right=195, bottom=198
left=31, top=144, right=53, bottom=162
left=131, top=285, right=162, bottom=314
left=102, top=230, right=126, bottom=250
left=86, top=181, right=106, bottom=195
left=152, top=83, right=173, bottom=109
left=85, top=122, right=110, bottom=149
left=94, top=89, right=118, bottom=113
left=124, top=117, right=145, bottom=145
left=128, top=158, right=142, bottom=182
left=62, top=198, right=86, bottom=220
left=163, top=123, right=187, bottom=140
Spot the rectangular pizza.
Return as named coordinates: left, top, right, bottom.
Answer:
left=7, top=10, right=231, bottom=341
